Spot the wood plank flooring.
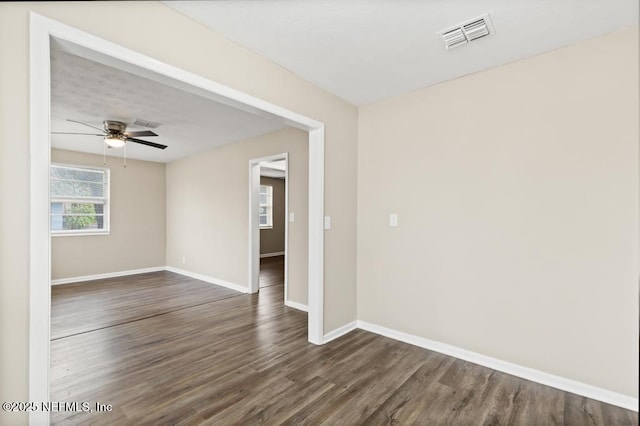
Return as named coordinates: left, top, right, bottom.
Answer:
left=51, top=271, right=239, bottom=339
left=51, top=265, right=638, bottom=425
left=259, top=256, right=284, bottom=288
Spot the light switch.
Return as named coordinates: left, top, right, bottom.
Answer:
left=389, top=214, right=398, bottom=227
left=324, top=216, right=331, bottom=230
left=289, top=212, right=295, bottom=223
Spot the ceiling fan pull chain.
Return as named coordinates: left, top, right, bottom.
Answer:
left=123, top=142, right=127, bottom=168
left=103, top=139, right=106, bottom=165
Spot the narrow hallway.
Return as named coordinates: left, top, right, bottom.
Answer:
left=259, top=255, right=284, bottom=288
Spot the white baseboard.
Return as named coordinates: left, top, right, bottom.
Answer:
left=284, top=300, right=308, bottom=312
left=357, top=321, right=638, bottom=412
left=51, top=267, right=166, bottom=285
left=165, top=266, right=248, bottom=294
left=323, top=320, right=358, bottom=344
left=260, top=251, right=285, bottom=258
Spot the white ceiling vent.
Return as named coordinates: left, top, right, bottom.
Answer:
left=133, top=118, right=162, bottom=129
left=439, top=14, right=494, bottom=50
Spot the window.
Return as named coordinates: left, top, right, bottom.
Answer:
left=259, top=185, right=273, bottom=229
left=50, top=164, right=110, bottom=235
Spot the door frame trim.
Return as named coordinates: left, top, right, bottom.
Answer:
left=249, top=152, right=289, bottom=297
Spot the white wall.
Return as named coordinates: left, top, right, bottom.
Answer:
left=166, top=128, right=309, bottom=305
left=357, top=27, right=639, bottom=398
left=51, top=149, right=166, bottom=280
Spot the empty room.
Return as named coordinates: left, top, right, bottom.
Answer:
left=0, top=1, right=638, bottom=425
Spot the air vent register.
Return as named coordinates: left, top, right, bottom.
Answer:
left=439, top=14, right=494, bottom=50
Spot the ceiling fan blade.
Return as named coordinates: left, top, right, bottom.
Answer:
left=66, top=119, right=104, bottom=132
left=125, top=130, right=158, bottom=137
left=51, top=132, right=104, bottom=136
left=126, top=137, right=168, bottom=150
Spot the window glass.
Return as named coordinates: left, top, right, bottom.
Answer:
left=50, top=164, right=109, bottom=235
left=259, top=185, right=273, bottom=228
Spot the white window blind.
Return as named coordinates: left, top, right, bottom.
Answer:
left=50, top=164, right=110, bottom=235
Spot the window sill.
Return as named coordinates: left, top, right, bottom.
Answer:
left=51, top=231, right=110, bottom=237
left=259, top=226, right=273, bottom=230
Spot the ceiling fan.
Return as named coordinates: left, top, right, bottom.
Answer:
left=52, top=119, right=168, bottom=150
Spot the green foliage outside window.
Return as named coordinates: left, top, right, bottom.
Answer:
left=63, top=203, right=97, bottom=230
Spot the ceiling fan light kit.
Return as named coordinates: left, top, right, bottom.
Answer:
left=103, top=121, right=129, bottom=148
left=104, top=133, right=126, bottom=148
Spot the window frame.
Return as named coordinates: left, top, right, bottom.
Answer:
left=50, top=162, right=111, bottom=237
left=259, top=184, right=273, bottom=229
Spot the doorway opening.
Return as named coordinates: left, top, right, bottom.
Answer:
left=249, top=154, right=305, bottom=311
left=30, top=13, right=325, bottom=424
left=258, top=157, right=287, bottom=293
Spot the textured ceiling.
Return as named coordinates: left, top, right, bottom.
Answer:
left=165, top=0, right=638, bottom=105
left=51, top=48, right=287, bottom=163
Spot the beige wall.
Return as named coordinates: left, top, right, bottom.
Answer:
left=166, top=128, right=309, bottom=305
left=260, top=176, right=286, bottom=255
left=50, top=149, right=166, bottom=280
left=0, top=3, right=357, bottom=423
left=357, top=27, right=639, bottom=398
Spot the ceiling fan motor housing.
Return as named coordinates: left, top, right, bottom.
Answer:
left=104, top=120, right=127, bottom=134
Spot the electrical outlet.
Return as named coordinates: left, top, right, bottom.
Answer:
left=389, top=214, right=398, bottom=227
left=182, top=256, right=186, bottom=264
left=289, top=212, right=295, bottom=222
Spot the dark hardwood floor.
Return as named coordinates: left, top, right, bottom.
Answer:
left=259, top=255, right=284, bottom=288
left=51, top=271, right=239, bottom=340
left=51, top=266, right=638, bottom=425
